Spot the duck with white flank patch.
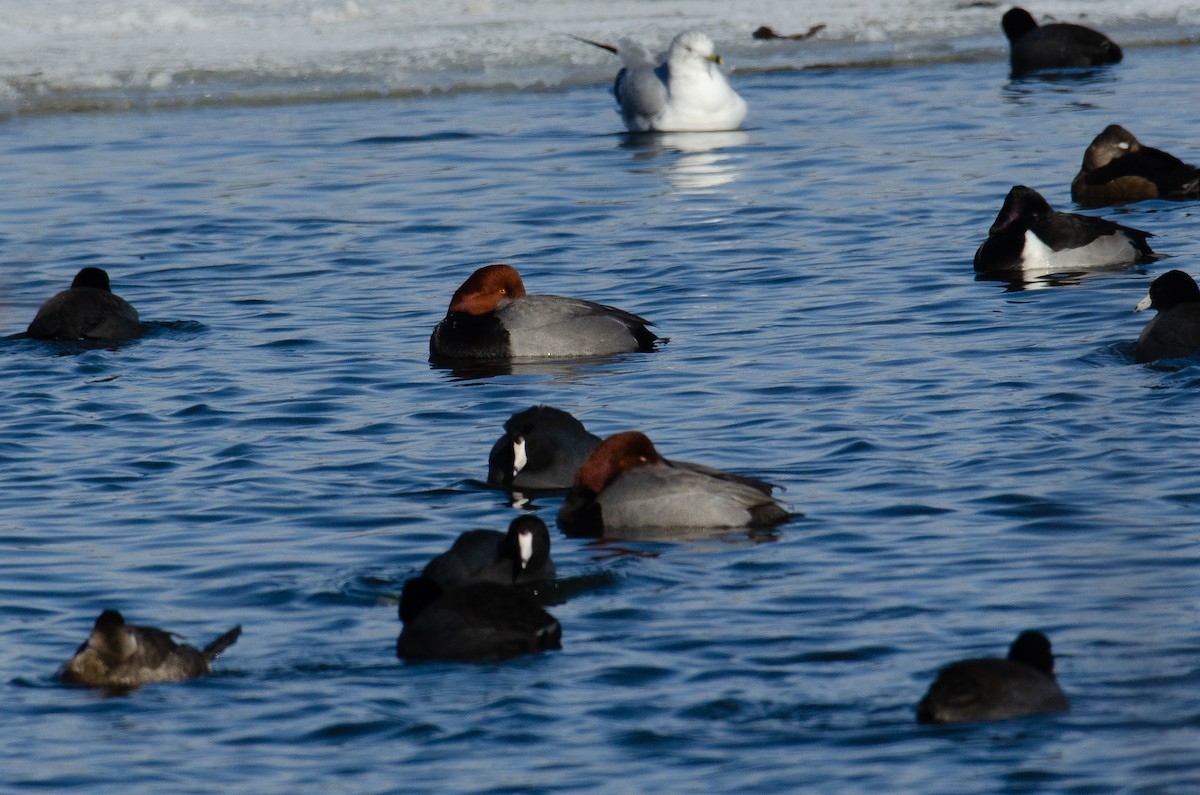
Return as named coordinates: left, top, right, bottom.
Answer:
left=974, top=185, right=1154, bottom=279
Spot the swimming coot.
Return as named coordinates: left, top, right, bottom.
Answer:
left=1002, top=7, right=1122, bottom=77
left=26, top=267, right=141, bottom=341
left=396, top=577, right=562, bottom=661
left=916, top=630, right=1069, bottom=724
left=488, top=406, right=602, bottom=490
left=1134, top=270, right=1200, bottom=363
left=420, top=515, right=555, bottom=591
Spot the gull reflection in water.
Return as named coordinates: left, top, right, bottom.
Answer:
left=621, top=130, right=750, bottom=192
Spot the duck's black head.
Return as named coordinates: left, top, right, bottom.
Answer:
left=1007, top=630, right=1056, bottom=676
left=1145, top=270, right=1200, bottom=313
left=71, top=267, right=113, bottom=292
left=1002, top=8, right=1038, bottom=43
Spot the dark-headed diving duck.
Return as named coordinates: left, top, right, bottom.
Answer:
left=26, top=267, right=141, bottom=341
left=1072, top=125, right=1200, bottom=207
left=59, top=610, right=241, bottom=689
left=974, top=185, right=1154, bottom=278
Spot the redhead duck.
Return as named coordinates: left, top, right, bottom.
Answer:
left=1134, top=270, right=1200, bottom=363
left=396, top=577, right=562, bottom=661
left=916, top=630, right=1070, bottom=724
left=1072, top=125, right=1200, bottom=208
left=575, top=31, right=747, bottom=132
left=59, top=610, right=241, bottom=689
left=421, top=515, right=555, bottom=591
left=429, top=264, right=661, bottom=362
left=557, top=431, right=789, bottom=536
left=1002, top=8, right=1122, bottom=77
left=488, top=406, right=602, bottom=490
left=26, top=267, right=141, bottom=341
left=974, top=186, right=1154, bottom=278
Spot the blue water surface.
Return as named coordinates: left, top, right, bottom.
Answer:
left=1, top=43, right=1199, bottom=793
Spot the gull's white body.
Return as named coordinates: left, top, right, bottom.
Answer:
left=614, top=31, right=747, bottom=132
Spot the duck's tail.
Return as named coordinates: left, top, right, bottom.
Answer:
left=202, top=625, right=242, bottom=661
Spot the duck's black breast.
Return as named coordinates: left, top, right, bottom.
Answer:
left=429, top=311, right=512, bottom=362
left=973, top=227, right=1027, bottom=273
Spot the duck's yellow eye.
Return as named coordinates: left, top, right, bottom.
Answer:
left=498, top=287, right=507, bottom=295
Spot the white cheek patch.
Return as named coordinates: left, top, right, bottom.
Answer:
left=113, top=632, right=138, bottom=658
left=512, top=437, right=527, bottom=477
left=518, top=530, right=533, bottom=568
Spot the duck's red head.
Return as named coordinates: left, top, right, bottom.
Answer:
left=574, top=431, right=663, bottom=494
left=447, top=264, right=528, bottom=315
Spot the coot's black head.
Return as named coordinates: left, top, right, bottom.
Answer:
left=487, top=433, right=521, bottom=488
left=488, top=405, right=592, bottom=488
left=1139, top=270, right=1200, bottom=314
left=989, top=185, right=1053, bottom=235
left=1007, top=630, right=1056, bottom=676
left=1002, top=8, right=1038, bottom=43
left=504, top=405, right=586, bottom=436
left=71, top=267, right=113, bottom=292
left=488, top=406, right=546, bottom=487
left=504, top=514, right=552, bottom=581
